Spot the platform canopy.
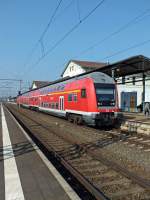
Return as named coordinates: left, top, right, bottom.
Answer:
left=97, top=55, right=150, bottom=78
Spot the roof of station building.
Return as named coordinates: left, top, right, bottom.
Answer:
left=95, top=55, right=150, bottom=78
left=61, top=59, right=107, bottom=77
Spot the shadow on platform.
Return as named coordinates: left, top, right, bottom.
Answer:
left=0, top=141, right=36, bottom=161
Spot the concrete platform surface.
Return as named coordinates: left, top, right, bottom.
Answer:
left=121, top=112, right=150, bottom=135
left=123, top=112, right=150, bottom=122
left=0, top=104, right=80, bottom=200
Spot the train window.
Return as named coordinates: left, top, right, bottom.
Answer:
left=68, top=94, right=72, bottom=101
left=52, top=103, right=55, bottom=109
left=81, top=89, right=86, bottom=98
left=56, top=103, right=58, bottom=109
left=74, top=94, right=77, bottom=102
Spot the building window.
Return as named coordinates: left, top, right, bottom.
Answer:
left=132, top=77, right=135, bottom=85
left=122, top=76, right=125, bottom=84
left=81, top=89, right=86, bottom=98
left=70, top=66, right=74, bottom=72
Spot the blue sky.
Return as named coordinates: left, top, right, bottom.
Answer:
left=0, top=0, right=150, bottom=96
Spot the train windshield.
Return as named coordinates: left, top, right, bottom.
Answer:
left=95, top=84, right=115, bottom=107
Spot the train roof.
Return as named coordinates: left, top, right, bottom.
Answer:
left=19, top=71, right=114, bottom=96
left=77, top=72, right=114, bottom=84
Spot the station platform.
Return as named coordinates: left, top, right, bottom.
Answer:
left=121, top=112, right=150, bottom=135
left=0, top=104, right=80, bottom=200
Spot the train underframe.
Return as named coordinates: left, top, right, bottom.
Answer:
left=67, top=112, right=119, bottom=127
left=19, top=104, right=119, bottom=127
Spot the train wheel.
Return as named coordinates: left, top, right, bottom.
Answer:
left=73, top=116, right=78, bottom=124
left=73, top=115, right=83, bottom=125
left=77, top=116, right=83, bottom=125
left=67, top=114, right=83, bottom=125
left=95, top=120, right=101, bottom=127
left=68, top=114, right=73, bottom=123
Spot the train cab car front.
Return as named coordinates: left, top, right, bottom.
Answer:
left=94, top=83, right=119, bottom=126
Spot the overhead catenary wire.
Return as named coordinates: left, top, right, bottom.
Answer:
left=39, top=0, right=63, bottom=42
left=21, top=1, right=150, bottom=91
left=25, top=0, right=106, bottom=74
left=54, top=0, right=75, bottom=21
left=101, top=38, right=150, bottom=61
left=76, top=0, right=81, bottom=22
left=20, top=0, right=75, bottom=81
left=23, top=0, right=63, bottom=69
left=77, top=7, right=150, bottom=56
left=40, top=40, right=45, bottom=57
left=56, top=38, right=150, bottom=77
left=14, top=0, right=75, bottom=94
left=50, top=6, right=150, bottom=74
left=0, top=81, right=16, bottom=88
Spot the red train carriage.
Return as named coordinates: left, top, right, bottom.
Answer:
left=17, top=72, right=119, bottom=126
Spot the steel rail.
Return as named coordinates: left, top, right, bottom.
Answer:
left=6, top=104, right=150, bottom=192
left=86, top=149, right=150, bottom=189
left=5, top=104, right=108, bottom=200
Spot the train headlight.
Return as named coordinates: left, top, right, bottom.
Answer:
left=98, top=102, right=102, bottom=106
left=111, top=102, right=115, bottom=106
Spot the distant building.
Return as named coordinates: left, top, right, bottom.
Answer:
left=31, top=81, right=51, bottom=90
left=61, top=60, right=106, bottom=78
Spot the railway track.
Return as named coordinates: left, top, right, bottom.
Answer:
left=70, top=121, right=150, bottom=154
left=121, top=134, right=150, bottom=151
left=6, top=104, right=150, bottom=200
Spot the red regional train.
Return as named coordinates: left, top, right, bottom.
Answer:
left=17, top=72, right=119, bottom=126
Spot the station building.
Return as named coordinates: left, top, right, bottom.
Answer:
left=61, top=60, right=106, bottom=78
left=61, top=55, right=150, bottom=113
left=31, top=80, right=51, bottom=90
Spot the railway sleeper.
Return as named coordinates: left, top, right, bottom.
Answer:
left=99, top=178, right=131, bottom=187
left=7, top=105, right=150, bottom=199
left=108, top=185, right=145, bottom=199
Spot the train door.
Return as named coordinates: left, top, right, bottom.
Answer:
left=39, top=96, right=42, bottom=107
left=59, top=96, right=64, bottom=110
